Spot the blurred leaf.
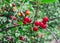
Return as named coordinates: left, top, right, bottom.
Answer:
left=17, top=21, right=23, bottom=25
left=59, top=0, right=60, bottom=3
left=25, top=0, right=28, bottom=2
left=20, top=29, right=23, bottom=33
left=5, top=0, right=10, bottom=3
left=41, top=0, right=56, bottom=4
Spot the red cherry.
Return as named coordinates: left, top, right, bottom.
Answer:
left=14, top=23, right=18, bottom=26
left=25, top=10, right=30, bottom=15
left=42, top=21, right=46, bottom=24
left=10, top=16, right=16, bottom=20
left=23, top=20, right=26, bottom=25
left=42, top=24, right=47, bottom=29
left=33, top=27, right=38, bottom=31
left=24, top=17, right=29, bottom=21
left=12, top=4, right=16, bottom=7
left=23, top=17, right=31, bottom=23
left=34, top=21, right=39, bottom=26
left=10, top=16, right=13, bottom=19
left=39, top=22, right=47, bottom=29
left=27, top=18, right=31, bottom=23
left=43, top=16, right=48, bottom=22
left=19, top=36, right=24, bottom=41
left=39, top=22, right=44, bottom=27
left=13, top=17, right=16, bottom=20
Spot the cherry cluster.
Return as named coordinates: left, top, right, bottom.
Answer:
left=10, top=4, right=49, bottom=32
left=33, top=16, right=48, bottom=31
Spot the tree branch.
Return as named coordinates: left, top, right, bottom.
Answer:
left=0, top=24, right=20, bottom=32
left=0, top=16, right=60, bottom=32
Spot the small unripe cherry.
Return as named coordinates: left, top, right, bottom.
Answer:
left=43, top=16, right=48, bottom=22
left=18, top=12, right=22, bottom=16
left=13, top=7, right=17, bottom=11
left=19, top=36, right=25, bottom=41
left=25, top=10, right=30, bottom=15
left=34, top=21, right=39, bottom=26
left=37, top=33, right=44, bottom=38
left=31, top=36, right=34, bottom=39
left=33, top=27, right=38, bottom=31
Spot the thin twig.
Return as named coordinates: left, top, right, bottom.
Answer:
left=49, top=16, right=60, bottom=20
left=47, top=28, right=58, bottom=43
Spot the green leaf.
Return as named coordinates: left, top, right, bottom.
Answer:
left=38, top=28, right=43, bottom=32
left=20, top=29, right=24, bottom=33
left=25, top=0, right=28, bottom=2
left=5, top=0, right=10, bottom=3
left=41, top=0, right=56, bottom=4
left=59, top=0, right=60, bottom=3
left=17, top=21, right=23, bottom=25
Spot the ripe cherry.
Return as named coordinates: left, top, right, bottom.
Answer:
left=13, top=17, right=16, bottom=20
left=34, top=21, right=39, bottom=26
left=33, top=27, right=38, bottom=31
left=12, top=4, right=16, bottom=7
left=27, top=18, right=31, bottom=23
left=14, top=23, right=18, bottom=26
left=23, top=20, right=26, bottom=25
left=25, top=10, right=30, bottom=15
left=42, top=21, right=46, bottom=24
left=24, top=17, right=29, bottom=21
left=10, top=16, right=16, bottom=20
left=39, top=22, right=44, bottom=27
left=43, top=16, right=48, bottom=22
left=19, top=36, right=24, bottom=41
left=23, top=17, right=31, bottom=23
left=39, top=22, right=47, bottom=29
left=37, top=33, right=44, bottom=38
left=42, top=24, right=47, bottom=29
left=10, top=16, right=13, bottom=19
